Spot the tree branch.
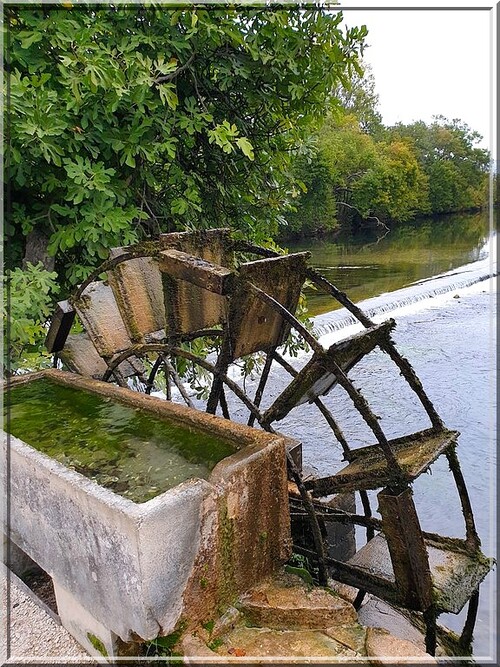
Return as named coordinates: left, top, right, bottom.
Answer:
left=154, top=53, right=195, bottom=85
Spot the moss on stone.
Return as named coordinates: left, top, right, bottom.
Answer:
left=87, top=632, right=108, bottom=657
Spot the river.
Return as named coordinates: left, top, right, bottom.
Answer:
left=283, top=210, right=497, bottom=659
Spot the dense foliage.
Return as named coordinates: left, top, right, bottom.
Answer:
left=3, top=263, right=60, bottom=373
left=4, top=6, right=492, bottom=372
left=385, top=117, right=490, bottom=214
left=286, top=109, right=490, bottom=236
left=6, top=5, right=366, bottom=284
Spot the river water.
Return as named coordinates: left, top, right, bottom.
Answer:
left=282, top=210, right=497, bottom=659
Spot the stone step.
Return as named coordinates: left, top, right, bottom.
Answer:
left=207, top=625, right=435, bottom=661
left=306, top=428, right=458, bottom=495
left=365, top=626, right=438, bottom=664
left=212, top=626, right=359, bottom=660
left=347, top=534, right=492, bottom=614
left=238, top=572, right=356, bottom=630
left=263, top=319, right=395, bottom=423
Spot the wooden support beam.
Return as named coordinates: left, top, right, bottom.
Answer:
left=159, top=249, right=236, bottom=295
left=45, top=300, right=76, bottom=353
left=378, top=487, right=433, bottom=611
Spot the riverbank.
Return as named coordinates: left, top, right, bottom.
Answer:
left=278, top=207, right=494, bottom=244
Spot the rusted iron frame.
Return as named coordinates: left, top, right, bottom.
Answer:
left=163, top=357, right=194, bottom=409
left=458, top=588, right=479, bottom=650
left=111, top=369, right=129, bottom=388
left=104, top=326, right=221, bottom=395
left=380, top=342, right=444, bottom=431
left=230, top=240, right=279, bottom=263
left=100, top=343, right=263, bottom=424
left=422, top=606, right=438, bottom=656
left=218, top=386, right=231, bottom=420
left=293, top=544, right=401, bottom=604
left=307, top=270, right=444, bottom=431
left=291, top=499, right=475, bottom=555
left=205, top=358, right=228, bottom=415
left=206, top=331, right=233, bottom=415
left=445, top=446, right=480, bottom=550
left=164, top=363, right=172, bottom=401
left=359, top=492, right=376, bottom=542
left=233, top=241, right=444, bottom=430
left=271, top=352, right=351, bottom=459
left=102, top=361, right=130, bottom=388
left=247, top=351, right=275, bottom=427
left=145, top=355, right=164, bottom=395
left=273, top=351, right=375, bottom=542
left=250, top=284, right=402, bottom=475
left=170, top=328, right=224, bottom=344
left=420, top=531, right=474, bottom=554
left=286, top=454, right=329, bottom=586
left=289, top=507, right=382, bottom=531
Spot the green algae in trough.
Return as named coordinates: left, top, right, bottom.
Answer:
left=5, top=378, right=237, bottom=503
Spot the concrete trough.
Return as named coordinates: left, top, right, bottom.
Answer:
left=3, top=369, right=294, bottom=658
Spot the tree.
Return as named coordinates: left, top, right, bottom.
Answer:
left=330, top=62, right=382, bottom=135
left=384, top=117, right=489, bottom=214
left=352, top=139, right=430, bottom=222
left=5, top=5, right=367, bottom=287
left=285, top=111, right=429, bottom=232
left=284, top=147, right=338, bottom=237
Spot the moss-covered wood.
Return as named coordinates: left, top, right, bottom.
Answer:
left=306, top=428, right=459, bottom=496
left=44, top=300, right=76, bottom=353
left=263, top=319, right=395, bottom=424
left=107, top=248, right=166, bottom=343
left=160, top=229, right=234, bottom=335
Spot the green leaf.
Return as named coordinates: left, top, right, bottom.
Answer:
left=18, top=31, right=43, bottom=49
left=236, top=137, right=255, bottom=161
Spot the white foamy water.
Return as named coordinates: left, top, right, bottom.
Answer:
left=313, top=231, right=497, bottom=345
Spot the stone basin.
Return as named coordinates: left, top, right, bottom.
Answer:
left=2, top=369, right=294, bottom=657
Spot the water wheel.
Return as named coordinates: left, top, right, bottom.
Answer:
left=45, top=229, right=492, bottom=655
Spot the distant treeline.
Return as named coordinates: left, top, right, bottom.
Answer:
left=285, top=110, right=492, bottom=238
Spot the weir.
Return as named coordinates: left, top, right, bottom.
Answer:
left=3, top=228, right=494, bottom=660
left=313, top=244, right=497, bottom=338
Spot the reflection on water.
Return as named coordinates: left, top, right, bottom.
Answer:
left=287, top=211, right=492, bottom=316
